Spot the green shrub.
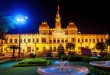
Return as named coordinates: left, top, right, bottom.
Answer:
left=82, top=56, right=108, bottom=63
left=13, top=58, right=50, bottom=67
left=61, top=55, right=68, bottom=60
left=63, top=55, right=110, bottom=63
left=90, top=66, right=110, bottom=75
left=66, top=55, right=82, bottom=61
left=92, top=57, right=108, bottom=61
left=82, top=56, right=92, bottom=63
left=13, top=64, right=29, bottom=67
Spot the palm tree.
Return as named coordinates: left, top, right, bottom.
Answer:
left=0, top=11, right=15, bottom=36
left=96, top=42, right=107, bottom=52
left=9, top=45, right=19, bottom=58
left=66, top=42, right=75, bottom=52
left=0, top=11, right=15, bottom=55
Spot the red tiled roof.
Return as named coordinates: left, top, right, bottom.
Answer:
left=67, top=22, right=77, bottom=29
left=39, top=22, right=49, bottom=29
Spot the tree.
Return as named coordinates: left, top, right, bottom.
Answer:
left=106, top=38, right=110, bottom=46
left=0, top=11, right=15, bottom=39
left=106, top=38, right=110, bottom=51
left=0, top=11, right=15, bottom=55
left=57, top=44, right=65, bottom=59
left=9, top=45, right=19, bottom=58
left=96, top=42, right=107, bottom=52
left=96, top=42, right=107, bottom=57
left=66, top=42, right=75, bottom=52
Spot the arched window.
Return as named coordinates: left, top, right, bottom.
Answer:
left=53, top=38, right=56, bottom=43
left=27, top=47, right=31, bottom=52
left=49, top=47, right=52, bottom=51
left=5, top=39, right=8, bottom=43
left=42, top=38, right=46, bottom=43
left=43, top=47, right=46, bottom=51
left=89, top=39, right=91, bottom=42
left=97, top=39, right=99, bottom=42
left=24, top=39, right=26, bottom=43
left=93, top=39, right=95, bottom=42
left=36, top=38, right=39, bottom=43
left=65, top=38, right=68, bottom=43
left=85, top=39, right=88, bottom=42
left=82, top=39, right=83, bottom=42
left=71, top=38, right=75, bottom=42
left=14, top=39, right=17, bottom=43
left=61, top=38, right=64, bottom=43
left=57, top=38, right=60, bottom=43
left=49, top=39, right=52, bottom=43
left=78, top=38, right=80, bottom=42
left=28, top=39, right=31, bottom=43
left=53, top=47, right=56, bottom=52
left=10, top=39, right=13, bottom=43
left=101, top=39, right=103, bottom=42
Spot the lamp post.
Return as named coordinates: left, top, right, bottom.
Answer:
left=18, top=32, right=21, bottom=58
left=15, top=15, right=28, bottom=58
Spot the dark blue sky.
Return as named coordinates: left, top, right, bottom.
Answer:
left=0, top=0, right=110, bottom=34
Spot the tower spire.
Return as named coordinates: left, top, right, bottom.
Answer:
left=55, top=4, right=61, bottom=29
left=57, top=4, right=60, bottom=11
left=56, top=4, right=60, bottom=19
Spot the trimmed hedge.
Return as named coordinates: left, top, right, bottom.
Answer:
left=60, top=55, right=110, bottom=63
left=13, top=58, right=51, bottom=67
left=82, top=56, right=110, bottom=63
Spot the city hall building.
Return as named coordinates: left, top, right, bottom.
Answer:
left=0, top=6, right=109, bottom=54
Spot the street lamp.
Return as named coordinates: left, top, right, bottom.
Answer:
left=15, top=15, right=28, bottom=24
left=15, top=15, right=28, bottom=58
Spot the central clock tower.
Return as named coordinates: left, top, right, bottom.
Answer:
left=55, top=5, right=61, bottom=30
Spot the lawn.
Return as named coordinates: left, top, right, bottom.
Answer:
left=0, top=60, right=91, bottom=75
left=0, top=59, right=110, bottom=75
left=0, top=67, right=41, bottom=75
left=0, top=60, right=41, bottom=75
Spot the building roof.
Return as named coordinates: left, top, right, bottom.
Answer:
left=39, top=21, right=50, bottom=29
left=67, top=22, right=78, bottom=29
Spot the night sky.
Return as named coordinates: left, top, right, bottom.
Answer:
left=0, top=0, right=110, bottom=34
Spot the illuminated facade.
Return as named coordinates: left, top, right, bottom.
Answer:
left=0, top=6, right=109, bottom=54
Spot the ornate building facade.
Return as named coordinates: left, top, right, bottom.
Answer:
left=0, top=6, right=109, bottom=54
